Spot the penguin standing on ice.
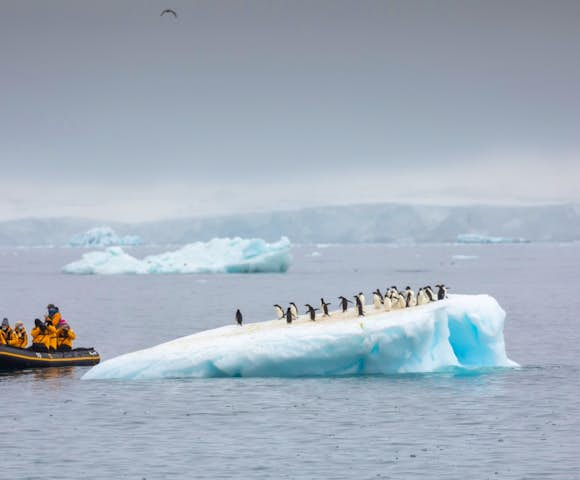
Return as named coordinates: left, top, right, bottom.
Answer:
left=338, top=296, right=352, bottom=313
left=354, top=295, right=365, bottom=316
left=358, top=292, right=365, bottom=312
left=391, top=291, right=405, bottom=310
left=285, top=307, right=293, bottom=324
left=405, top=286, right=416, bottom=307
left=304, top=304, right=318, bottom=321
left=372, top=289, right=383, bottom=309
left=289, top=302, right=299, bottom=320
left=273, top=304, right=284, bottom=320
left=235, top=309, right=243, bottom=326
left=436, top=284, right=448, bottom=300
left=424, top=286, right=435, bottom=302
left=320, top=298, right=331, bottom=317
left=383, top=294, right=392, bottom=311
left=416, top=288, right=429, bottom=305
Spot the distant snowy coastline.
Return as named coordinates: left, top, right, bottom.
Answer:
left=68, top=227, right=142, bottom=248
left=0, top=203, right=578, bottom=246
left=63, top=236, right=292, bottom=274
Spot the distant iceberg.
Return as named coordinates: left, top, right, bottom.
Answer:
left=456, top=233, right=530, bottom=244
left=68, top=227, right=143, bottom=248
left=82, top=294, right=517, bottom=380
left=63, top=236, right=292, bottom=274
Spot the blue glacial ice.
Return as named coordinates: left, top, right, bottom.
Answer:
left=68, top=227, right=143, bottom=247
left=63, top=236, right=291, bottom=274
left=456, top=233, right=530, bottom=244
left=82, top=294, right=517, bottom=380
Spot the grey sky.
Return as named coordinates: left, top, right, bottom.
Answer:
left=1, top=1, right=579, bottom=220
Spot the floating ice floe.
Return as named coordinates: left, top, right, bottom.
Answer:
left=68, top=227, right=143, bottom=247
left=451, top=254, right=479, bottom=260
left=456, top=234, right=530, bottom=244
left=63, top=236, right=292, bottom=275
left=83, top=294, right=518, bottom=380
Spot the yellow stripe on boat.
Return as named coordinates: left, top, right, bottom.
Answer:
left=0, top=350, right=99, bottom=363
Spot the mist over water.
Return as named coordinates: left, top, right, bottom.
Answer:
left=1, top=243, right=579, bottom=478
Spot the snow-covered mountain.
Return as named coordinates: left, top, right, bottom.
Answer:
left=0, top=203, right=579, bottom=246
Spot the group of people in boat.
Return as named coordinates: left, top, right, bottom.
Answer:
left=235, top=284, right=449, bottom=325
left=0, top=304, right=76, bottom=353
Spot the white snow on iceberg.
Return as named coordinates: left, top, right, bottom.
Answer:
left=456, top=233, right=530, bottom=244
left=68, top=227, right=143, bottom=247
left=83, top=294, right=517, bottom=380
left=63, top=237, right=292, bottom=274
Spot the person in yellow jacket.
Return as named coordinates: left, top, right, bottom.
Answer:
left=31, top=318, right=57, bottom=352
left=11, top=321, right=28, bottom=349
left=56, top=321, right=76, bottom=351
left=0, top=318, right=15, bottom=346
left=45, top=304, right=62, bottom=328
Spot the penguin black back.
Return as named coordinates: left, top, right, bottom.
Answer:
left=304, top=304, right=318, bottom=321
left=285, top=307, right=293, bottom=324
left=338, top=296, right=351, bottom=312
left=320, top=298, right=331, bottom=316
left=235, top=309, right=243, bottom=326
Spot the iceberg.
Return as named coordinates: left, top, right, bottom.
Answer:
left=82, top=294, right=517, bottom=380
left=68, top=227, right=143, bottom=247
left=456, top=233, right=530, bottom=244
left=63, top=237, right=292, bottom=274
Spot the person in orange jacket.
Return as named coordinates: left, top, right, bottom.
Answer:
left=11, top=321, right=28, bottom=349
left=0, top=318, right=15, bottom=346
left=56, top=321, right=76, bottom=351
left=31, top=318, right=57, bottom=352
left=45, top=304, right=62, bottom=328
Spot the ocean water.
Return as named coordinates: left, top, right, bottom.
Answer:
left=1, top=244, right=579, bottom=479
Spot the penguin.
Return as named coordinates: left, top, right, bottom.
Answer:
left=285, top=307, right=293, bottom=324
left=436, top=284, right=448, bottom=300
left=338, top=296, right=352, bottom=312
left=273, top=304, right=284, bottom=320
left=383, top=294, right=392, bottom=312
left=416, top=288, right=429, bottom=306
left=304, top=304, right=318, bottom=321
left=405, top=286, right=416, bottom=307
left=354, top=295, right=364, bottom=317
left=235, top=309, right=243, bottom=326
left=289, top=302, right=299, bottom=320
left=424, top=286, right=435, bottom=302
left=358, top=292, right=366, bottom=311
left=320, top=298, right=331, bottom=317
left=372, top=289, right=383, bottom=309
left=391, top=291, right=405, bottom=310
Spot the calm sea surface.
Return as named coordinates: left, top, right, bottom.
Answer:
left=1, top=244, right=579, bottom=479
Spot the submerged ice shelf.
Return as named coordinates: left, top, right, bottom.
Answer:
left=63, top=237, right=291, bottom=274
left=83, top=294, right=517, bottom=380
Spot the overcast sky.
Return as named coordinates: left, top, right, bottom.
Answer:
left=1, top=1, right=579, bottom=221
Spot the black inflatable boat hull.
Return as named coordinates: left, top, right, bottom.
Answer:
left=0, top=345, right=100, bottom=370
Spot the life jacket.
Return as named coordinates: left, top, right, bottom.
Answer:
left=12, top=330, right=28, bottom=348
left=47, top=311, right=61, bottom=328
left=57, top=328, right=76, bottom=349
left=0, top=327, right=14, bottom=346
left=32, top=325, right=56, bottom=350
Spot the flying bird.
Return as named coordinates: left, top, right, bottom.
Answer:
left=160, top=9, right=178, bottom=18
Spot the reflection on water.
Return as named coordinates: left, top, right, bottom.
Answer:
left=0, top=366, right=78, bottom=381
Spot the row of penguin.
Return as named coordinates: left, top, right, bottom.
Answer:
left=0, top=304, right=76, bottom=352
left=235, top=284, right=449, bottom=325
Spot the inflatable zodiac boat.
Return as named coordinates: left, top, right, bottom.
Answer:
left=0, top=345, right=100, bottom=370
